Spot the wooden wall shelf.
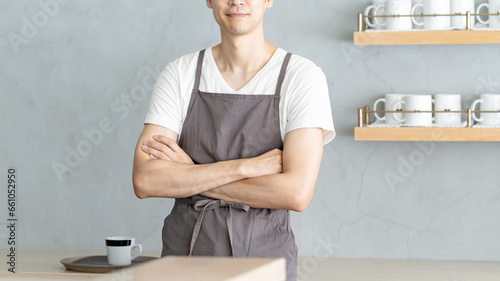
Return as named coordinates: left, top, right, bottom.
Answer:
left=355, top=127, right=500, bottom=141
left=355, top=106, right=500, bottom=142
left=353, top=30, right=500, bottom=46
left=354, top=12, right=500, bottom=45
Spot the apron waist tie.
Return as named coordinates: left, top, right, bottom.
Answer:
left=177, top=198, right=250, bottom=257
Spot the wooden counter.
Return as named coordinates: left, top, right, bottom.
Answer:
left=296, top=257, right=500, bottom=281
left=0, top=250, right=285, bottom=281
left=1, top=250, right=500, bottom=281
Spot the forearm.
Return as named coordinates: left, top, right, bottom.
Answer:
left=134, top=158, right=247, bottom=198
left=200, top=172, right=309, bottom=212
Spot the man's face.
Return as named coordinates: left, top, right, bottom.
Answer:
left=207, top=0, right=273, bottom=36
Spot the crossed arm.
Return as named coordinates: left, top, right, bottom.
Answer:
left=132, top=124, right=324, bottom=212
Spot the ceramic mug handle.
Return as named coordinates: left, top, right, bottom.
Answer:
left=477, top=3, right=489, bottom=25
left=364, top=5, right=380, bottom=28
left=471, top=99, right=484, bottom=122
left=411, top=3, right=425, bottom=26
left=393, top=100, right=405, bottom=122
left=373, top=5, right=387, bottom=27
left=373, top=98, right=386, bottom=121
left=432, top=99, right=435, bottom=122
left=130, top=244, right=142, bottom=261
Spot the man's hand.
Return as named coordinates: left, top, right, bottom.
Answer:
left=141, top=135, right=195, bottom=165
left=243, top=148, right=283, bottom=178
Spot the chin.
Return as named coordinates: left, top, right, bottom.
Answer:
left=228, top=29, right=251, bottom=35
left=222, top=24, right=254, bottom=36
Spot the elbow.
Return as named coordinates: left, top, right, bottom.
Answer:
left=132, top=171, right=181, bottom=199
left=132, top=174, right=150, bottom=199
left=291, top=198, right=310, bottom=212
left=289, top=184, right=313, bottom=212
left=135, top=188, right=149, bottom=200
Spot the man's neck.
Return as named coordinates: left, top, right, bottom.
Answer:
left=212, top=30, right=277, bottom=75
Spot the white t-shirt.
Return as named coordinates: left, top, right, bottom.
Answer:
left=144, top=46, right=335, bottom=145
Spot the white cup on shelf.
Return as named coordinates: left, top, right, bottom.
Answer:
left=375, top=0, right=420, bottom=30
left=394, top=95, right=434, bottom=127
left=471, top=94, right=500, bottom=126
left=476, top=0, right=500, bottom=29
left=373, top=94, right=406, bottom=125
left=412, top=0, right=425, bottom=29
left=412, top=0, right=451, bottom=30
left=450, top=0, right=476, bottom=29
left=434, top=94, right=462, bottom=126
left=364, top=0, right=387, bottom=29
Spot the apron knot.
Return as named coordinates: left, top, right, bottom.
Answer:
left=189, top=198, right=250, bottom=256
left=193, top=199, right=250, bottom=212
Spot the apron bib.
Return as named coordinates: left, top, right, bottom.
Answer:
left=161, top=49, right=298, bottom=281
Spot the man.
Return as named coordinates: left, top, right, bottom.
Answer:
left=132, top=0, right=335, bottom=280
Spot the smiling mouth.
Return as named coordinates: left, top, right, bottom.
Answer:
left=226, top=13, right=248, bottom=18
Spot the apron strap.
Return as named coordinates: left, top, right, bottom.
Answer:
left=275, top=52, right=293, bottom=98
left=194, top=49, right=291, bottom=97
left=183, top=198, right=250, bottom=257
left=193, top=49, right=206, bottom=92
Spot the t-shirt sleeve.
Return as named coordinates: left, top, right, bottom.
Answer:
left=285, top=66, right=335, bottom=146
left=143, top=63, right=183, bottom=135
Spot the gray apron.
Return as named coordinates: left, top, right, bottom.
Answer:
left=161, top=49, right=298, bottom=281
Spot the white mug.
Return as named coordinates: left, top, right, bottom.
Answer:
left=374, top=94, right=406, bottom=125
left=434, top=94, right=462, bottom=126
left=106, top=237, right=142, bottom=266
left=364, top=0, right=387, bottom=29
left=476, top=0, right=500, bottom=29
left=412, top=0, right=425, bottom=29
left=394, top=95, right=434, bottom=126
left=450, top=0, right=476, bottom=29
left=471, top=94, right=500, bottom=126
left=375, top=0, right=419, bottom=30
left=412, top=0, right=451, bottom=30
